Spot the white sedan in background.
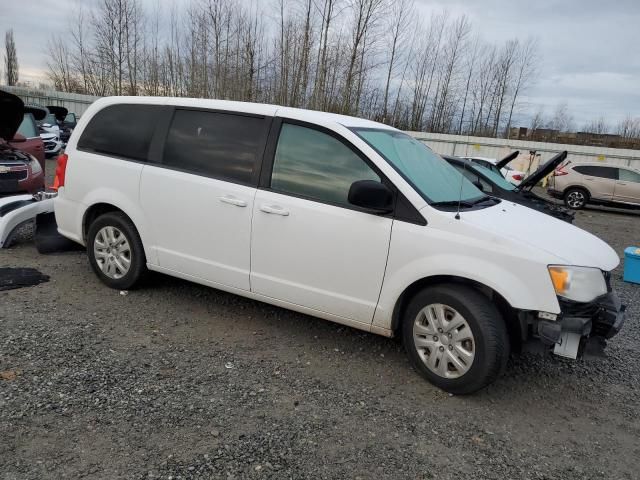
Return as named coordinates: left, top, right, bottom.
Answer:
left=464, top=156, right=526, bottom=186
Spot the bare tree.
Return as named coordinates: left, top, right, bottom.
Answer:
left=380, top=0, right=413, bottom=122
left=615, top=115, right=640, bottom=139
left=4, top=29, right=19, bottom=85
left=505, top=37, right=538, bottom=137
left=42, top=0, right=543, bottom=138
left=529, top=107, right=545, bottom=135
left=547, top=102, right=573, bottom=133
left=582, top=116, right=609, bottom=135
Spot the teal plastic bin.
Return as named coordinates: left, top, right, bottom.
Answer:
left=623, top=247, right=640, bottom=284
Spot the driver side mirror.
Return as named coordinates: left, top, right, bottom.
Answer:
left=11, top=132, right=26, bottom=143
left=348, top=180, right=394, bottom=214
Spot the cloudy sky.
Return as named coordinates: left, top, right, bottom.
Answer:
left=3, top=0, right=640, bottom=127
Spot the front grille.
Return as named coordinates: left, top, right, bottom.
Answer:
left=44, top=141, right=56, bottom=149
left=0, top=170, right=28, bottom=181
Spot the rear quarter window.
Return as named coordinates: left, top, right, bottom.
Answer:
left=77, top=104, right=162, bottom=161
left=573, top=165, right=618, bottom=179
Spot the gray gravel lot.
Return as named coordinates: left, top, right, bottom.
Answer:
left=1, top=174, right=639, bottom=479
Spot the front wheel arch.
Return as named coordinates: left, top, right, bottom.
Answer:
left=391, top=275, right=521, bottom=351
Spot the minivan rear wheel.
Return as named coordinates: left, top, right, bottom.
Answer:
left=402, top=284, right=509, bottom=395
left=87, top=212, right=147, bottom=290
left=564, top=188, right=588, bottom=209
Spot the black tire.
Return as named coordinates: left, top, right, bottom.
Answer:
left=563, top=187, right=588, bottom=210
left=402, top=284, right=509, bottom=395
left=87, top=212, right=147, bottom=290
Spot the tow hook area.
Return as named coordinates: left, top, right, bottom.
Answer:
left=533, top=293, right=626, bottom=360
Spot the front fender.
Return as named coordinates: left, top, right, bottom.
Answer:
left=372, top=219, right=561, bottom=331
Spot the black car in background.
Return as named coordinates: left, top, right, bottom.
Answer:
left=444, top=151, right=575, bottom=223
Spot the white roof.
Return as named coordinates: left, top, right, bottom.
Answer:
left=97, top=96, right=396, bottom=131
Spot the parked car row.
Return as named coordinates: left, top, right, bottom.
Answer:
left=0, top=91, right=79, bottom=195
left=443, top=151, right=575, bottom=223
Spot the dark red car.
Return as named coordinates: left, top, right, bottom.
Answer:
left=0, top=90, right=45, bottom=195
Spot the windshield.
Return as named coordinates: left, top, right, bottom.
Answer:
left=41, top=113, right=57, bottom=125
left=471, top=164, right=516, bottom=191
left=18, top=114, right=38, bottom=138
left=352, top=128, right=484, bottom=204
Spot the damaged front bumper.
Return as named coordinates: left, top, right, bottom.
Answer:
left=0, top=192, right=56, bottom=248
left=525, top=290, right=626, bottom=359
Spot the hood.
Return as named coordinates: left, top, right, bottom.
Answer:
left=518, top=151, right=568, bottom=190
left=46, top=105, right=68, bottom=121
left=24, top=105, right=48, bottom=121
left=0, top=90, right=24, bottom=141
left=456, top=201, right=619, bottom=271
left=495, top=151, right=520, bottom=169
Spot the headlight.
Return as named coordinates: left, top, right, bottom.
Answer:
left=548, top=265, right=607, bottom=303
left=29, top=156, right=42, bottom=175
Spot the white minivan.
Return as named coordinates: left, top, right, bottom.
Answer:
left=54, top=97, right=625, bottom=394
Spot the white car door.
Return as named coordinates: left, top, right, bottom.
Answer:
left=140, top=108, right=271, bottom=291
left=250, top=121, right=393, bottom=323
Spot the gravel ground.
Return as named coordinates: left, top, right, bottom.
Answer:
left=1, top=170, right=639, bottom=479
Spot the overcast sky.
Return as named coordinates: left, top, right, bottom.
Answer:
left=3, top=0, right=640, bottom=127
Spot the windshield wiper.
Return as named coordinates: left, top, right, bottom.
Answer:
left=430, top=200, right=475, bottom=208
left=470, top=195, right=496, bottom=205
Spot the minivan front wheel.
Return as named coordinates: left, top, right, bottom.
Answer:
left=87, top=212, right=147, bottom=290
left=402, top=285, right=509, bottom=394
left=564, top=188, right=588, bottom=209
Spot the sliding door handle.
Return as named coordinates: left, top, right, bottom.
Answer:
left=259, top=204, right=289, bottom=216
left=219, top=195, right=247, bottom=207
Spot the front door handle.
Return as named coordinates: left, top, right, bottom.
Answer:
left=259, top=204, right=289, bottom=216
left=617, top=182, right=627, bottom=186
left=219, top=195, right=247, bottom=207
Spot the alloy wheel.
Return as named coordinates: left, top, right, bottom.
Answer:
left=93, top=226, right=132, bottom=280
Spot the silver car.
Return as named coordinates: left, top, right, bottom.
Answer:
left=548, top=162, right=640, bottom=209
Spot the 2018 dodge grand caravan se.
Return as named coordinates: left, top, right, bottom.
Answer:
left=54, top=97, right=626, bottom=394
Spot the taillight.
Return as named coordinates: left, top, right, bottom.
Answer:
left=554, top=167, right=569, bottom=176
left=52, top=153, right=68, bottom=190
left=512, top=174, right=523, bottom=181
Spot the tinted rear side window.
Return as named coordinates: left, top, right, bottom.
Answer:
left=78, top=104, right=161, bottom=161
left=573, top=165, right=618, bottom=179
left=162, top=109, right=267, bottom=184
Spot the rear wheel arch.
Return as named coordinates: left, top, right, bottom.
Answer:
left=390, top=275, right=521, bottom=351
left=83, top=203, right=134, bottom=242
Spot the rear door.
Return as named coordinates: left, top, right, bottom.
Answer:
left=614, top=168, right=640, bottom=204
left=140, top=108, right=271, bottom=291
left=250, top=120, right=393, bottom=323
left=575, top=165, right=617, bottom=201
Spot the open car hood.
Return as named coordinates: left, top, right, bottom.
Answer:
left=495, top=151, right=520, bottom=170
left=46, top=105, right=68, bottom=121
left=24, top=105, right=48, bottom=122
left=0, top=90, right=24, bottom=141
left=518, top=151, right=568, bottom=190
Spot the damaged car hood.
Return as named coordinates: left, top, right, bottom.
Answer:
left=0, top=90, right=24, bottom=142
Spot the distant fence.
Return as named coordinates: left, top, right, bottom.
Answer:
left=2, top=85, right=98, bottom=117
left=3, top=85, right=639, bottom=171
left=407, top=131, right=640, bottom=172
